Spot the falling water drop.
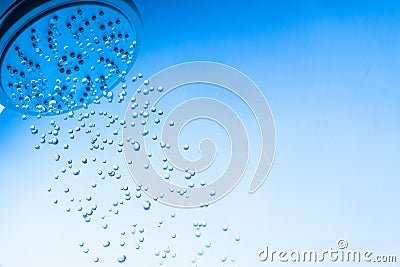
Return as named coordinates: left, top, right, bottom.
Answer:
left=142, top=200, right=151, bottom=210
left=118, top=255, right=126, bottom=263
left=132, top=141, right=140, bottom=151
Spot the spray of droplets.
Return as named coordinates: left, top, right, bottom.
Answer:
left=24, top=74, right=242, bottom=266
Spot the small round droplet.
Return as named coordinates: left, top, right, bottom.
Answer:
left=132, top=141, right=140, bottom=151
left=222, top=224, right=228, bottom=231
left=142, top=200, right=151, bottom=210
left=118, top=255, right=126, bottom=263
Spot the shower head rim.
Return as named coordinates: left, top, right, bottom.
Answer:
left=0, top=0, right=142, bottom=115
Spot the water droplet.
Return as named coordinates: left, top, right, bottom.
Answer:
left=235, top=235, right=240, bottom=241
left=222, top=224, right=228, bottom=231
left=103, top=241, right=110, bottom=247
left=132, top=141, right=140, bottom=151
left=118, top=255, right=126, bottom=263
left=142, top=200, right=151, bottom=210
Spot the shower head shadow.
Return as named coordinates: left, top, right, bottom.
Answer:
left=0, top=0, right=142, bottom=116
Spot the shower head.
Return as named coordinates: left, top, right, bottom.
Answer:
left=0, top=0, right=142, bottom=115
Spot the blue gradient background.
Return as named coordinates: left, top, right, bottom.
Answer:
left=0, top=0, right=399, bottom=266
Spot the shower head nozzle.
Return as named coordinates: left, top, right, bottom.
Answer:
left=0, top=0, right=142, bottom=115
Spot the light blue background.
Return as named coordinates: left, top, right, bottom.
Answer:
left=0, top=0, right=399, bottom=266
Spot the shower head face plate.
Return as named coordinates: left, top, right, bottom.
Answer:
left=0, top=0, right=142, bottom=115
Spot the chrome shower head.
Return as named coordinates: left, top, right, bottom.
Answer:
left=0, top=0, right=142, bottom=115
